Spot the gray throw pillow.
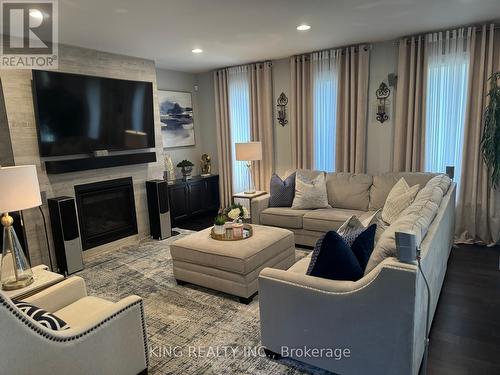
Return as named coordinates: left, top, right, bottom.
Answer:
left=269, top=173, right=296, bottom=207
left=292, top=172, right=330, bottom=209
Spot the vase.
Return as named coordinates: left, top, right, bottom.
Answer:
left=181, top=166, right=193, bottom=180
left=214, top=224, right=225, bottom=235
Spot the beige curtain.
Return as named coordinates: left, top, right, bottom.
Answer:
left=213, top=69, right=233, bottom=208
left=393, top=37, right=428, bottom=172
left=336, top=46, right=370, bottom=173
left=290, top=55, right=313, bottom=169
left=456, top=24, right=500, bottom=245
left=249, top=62, right=274, bottom=191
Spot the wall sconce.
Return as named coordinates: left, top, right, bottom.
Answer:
left=376, top=82, right=390, bottom=124
left=277, top=92, right=288, bottom=126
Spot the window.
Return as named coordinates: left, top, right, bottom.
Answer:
left=228, top=67, right=251, bottom=193
left=312, top=51, right=338, bottom=172
left=425, top=30, right=470, bottom=189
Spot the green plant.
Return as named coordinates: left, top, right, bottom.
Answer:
left=214, top=214, right=226, bottom=226
left=481, top=71, right=500, bottom=188
left=176, top=159, right=194, bottom=168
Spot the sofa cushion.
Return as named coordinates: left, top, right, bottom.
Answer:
left=365, top=183, right=446, bottom=274
left=425, top=174, right=451, bottom=195
left=303, top=208, right=373, bottom=232
left=14, top=300, right=70, bottom=331
left=306, top=231, right=363, bottom=281
left=381, top=178, right=419, bottom=224
left=326, top=173, right=373, bottom=211
left=288, top=256, right=311, bottom=274
left=292, top=172, right=330, bottom=209
left=260, top=207, right=309, bottom=229
left=369, top=172, right=438, bottom=210
left=54, top=296, right=114, bottom=328
left=338, top=209, right=387, bottom=245
left=349, top=224, right=377, bottom=271
left=269, top=172, right=296, bottom=207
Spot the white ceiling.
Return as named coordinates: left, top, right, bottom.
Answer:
left=59, top=0, right=500, bottom=73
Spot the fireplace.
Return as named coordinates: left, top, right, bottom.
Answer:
left=75, top=177, right=138, bottom=250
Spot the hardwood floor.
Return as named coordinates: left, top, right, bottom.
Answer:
left=427, top=244, right=500, bottom=375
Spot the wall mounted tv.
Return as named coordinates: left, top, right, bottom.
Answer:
left=32, top=70, right=155, bottom=157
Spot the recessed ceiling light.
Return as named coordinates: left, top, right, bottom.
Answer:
left=296, top=24, right=311, bottom=31
left=192, top=48, right=203, bottom=54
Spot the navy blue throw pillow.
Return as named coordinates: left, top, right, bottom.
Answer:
left=269, top=173, right=296, bottom=207
left=350, top=224, right=377, bottom=271
left=306, top=231, right=363, bottom=281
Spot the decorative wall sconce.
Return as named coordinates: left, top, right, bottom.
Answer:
left=375, top=82, right=390, bottom=124
left=277, top=92, right=288, bottom=126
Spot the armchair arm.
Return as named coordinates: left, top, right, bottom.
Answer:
left=251, top=193, right=270, bottom=224
left=23, top=276, right=87, bottom=312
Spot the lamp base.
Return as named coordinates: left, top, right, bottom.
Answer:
left=2, top=274, right=34, bottom=291
left=244, top=189, right=256, bottom=195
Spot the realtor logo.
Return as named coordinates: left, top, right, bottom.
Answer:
left=1, top=0, right=58, bottom=68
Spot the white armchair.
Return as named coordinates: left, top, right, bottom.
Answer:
left=0, top=276, right=149, bottom=375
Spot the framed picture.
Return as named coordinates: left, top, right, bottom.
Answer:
left=158, top=90, right=195, bottom=148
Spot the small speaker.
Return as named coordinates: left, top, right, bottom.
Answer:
left=395, top=231, right=417, bottom=263
left=48, top=197, right=84, bottom=275
left=146, top=180, right=172, bottom=240
left=446, top=166, right=455, bottom=180
left=388, top=73, right=398, bottom=87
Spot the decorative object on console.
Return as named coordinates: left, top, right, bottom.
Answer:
left=163, top=154, right=176, bottom=184
left=0, top=165, right=41, bottom=290
left=13, top=300, right=70, bottom=331
left=269, top=172, right=296, bottom=207
left=200, top=154, right=212, bottom=176
left=177, top=159, right=194, bottom=180
left=381, top=178, right=419, bottom=224
left=375, top=81, right=391, bottom=123
left=235, top=142, right=262, bottom=194
left=159, top=90, right=195, bottom=148
left=481, top=71, right=500, bottom=188
left=276, top=92, right=288, bottom=126
left=292, top=172, right=330, bottom=210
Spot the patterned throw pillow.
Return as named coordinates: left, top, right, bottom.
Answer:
left=291, top=172, right=330, bottom=210
left=381, top=178, right=419, bottom=224
left=338, top=209, right=387, bottom=244
left=269, top=172, right=296, bottom=207
left=13, top=300, right=70, bottom=331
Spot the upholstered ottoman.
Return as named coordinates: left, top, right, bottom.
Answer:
left=170, top=225, right=295, bottom=303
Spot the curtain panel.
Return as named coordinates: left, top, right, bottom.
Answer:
left=456, top=24, right=500, bottom=245
left=393, top=36, right=428, bottom=172
left=213, top=69, right=233, bottom=208
left=290, top=55, right=313, bottom=169
left=290, top=45, right=370, bottom=173
left=249, top=62, right=274, bottom=191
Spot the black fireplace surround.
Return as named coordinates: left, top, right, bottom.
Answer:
left=75, top=177, right=138, bottom=250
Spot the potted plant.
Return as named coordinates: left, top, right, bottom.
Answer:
left=481, top=71, right=500, bottom=188
left=213, top=214, right=226, bottom=235
left=176, top=160, right=194, bottom=180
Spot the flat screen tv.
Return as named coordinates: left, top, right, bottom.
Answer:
left=32, top=70, right=155, bottom=157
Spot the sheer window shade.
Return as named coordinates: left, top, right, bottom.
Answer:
left=228, top=66, right=251, bottom=193
left=425, top=29, right=471, bottom=190
left=312, top=50, right=339, bottom=172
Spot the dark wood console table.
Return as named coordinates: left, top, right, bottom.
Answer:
left=168, top=175, right=220, bottom=226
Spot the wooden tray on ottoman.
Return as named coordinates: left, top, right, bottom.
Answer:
left=210, top=224, right=253, bottom=241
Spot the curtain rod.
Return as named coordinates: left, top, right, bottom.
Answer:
left=214, top=60, right=272, bottom=74
left=393, top=22, right=500, bottom=45
left=292, top=43, right=372, bottom=59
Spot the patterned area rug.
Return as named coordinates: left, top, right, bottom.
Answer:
left=77, top=229, right=330, bottom=375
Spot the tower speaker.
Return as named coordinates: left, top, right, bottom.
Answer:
left=395, top=231, right=417, bottom=264
left=146, top=180, right=172, bottom=240
left=48, top=197, right=83, bottom=275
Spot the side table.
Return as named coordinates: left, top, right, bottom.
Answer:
left=233, top=191, right=267, bottom=219
left=2, top=264, right=65, bottom=300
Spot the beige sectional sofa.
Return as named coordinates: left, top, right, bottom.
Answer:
left=256, top=170, right=456, bottom=375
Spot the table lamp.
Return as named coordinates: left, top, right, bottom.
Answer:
left=0, top=165, right=41, bottom=290
left=235, top=142, right=262, bottom=194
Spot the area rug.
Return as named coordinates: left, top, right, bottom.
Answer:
left=77, top=229, right=331, bottom=375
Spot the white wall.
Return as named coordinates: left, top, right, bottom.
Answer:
left=156, top=68, right=218, bottom=177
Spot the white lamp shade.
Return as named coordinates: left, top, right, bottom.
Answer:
left=235, top=142, right=262, bottom=161
left=0, top=165, right=42, bottom=213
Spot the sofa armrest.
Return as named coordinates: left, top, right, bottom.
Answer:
left=23, top=276, right=87, bottom=312
left=251, top=193, right=270, bottom=224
